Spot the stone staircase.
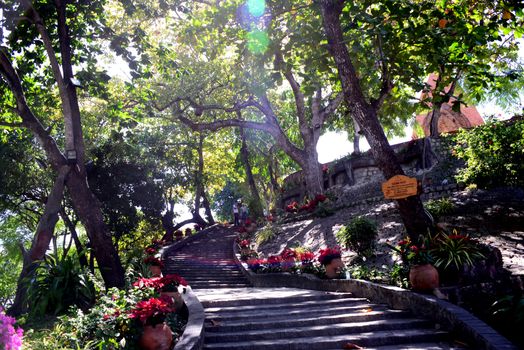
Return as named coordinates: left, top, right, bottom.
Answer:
left=163, top=226, right=251, bottom=289
left=163, top=226, right=467, bottom=349
left=198, top=287, right=458, bottom=350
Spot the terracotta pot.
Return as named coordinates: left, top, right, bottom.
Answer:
left=138, top=323, right=173, bottom=350
left=325, top=258, right=345, bottom=279
left=160, top=290, right=184, bottom=311
left=409, top=264, right=439, bottom=291
left=149, top=265, right=162, bottom=277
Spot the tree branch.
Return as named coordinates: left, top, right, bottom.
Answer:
left=0, top=48, right=67, bottom=168
left=274, top=48, right=307, bottom=124
left=318, top=91, right=344, bottom=125
left=0, top=121, right=24, bottom=128
left=370, top=34, right=393, bottom=111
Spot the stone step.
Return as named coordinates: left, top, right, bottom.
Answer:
left=362, top=343, right=467, bottom=350
left=205, top=318, right=433, bottom=343
left=200, top=292, right=351, bottom=308
left=202, top=328, right=449, bottom=350
left=204, top=296, right=369, bottom=314
left=190, top=283, right=252, bottom=289
left=204, top=302, right=376, bottom=322
left=204, top=309, right=410, bottom=332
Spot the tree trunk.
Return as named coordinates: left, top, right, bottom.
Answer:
left=319, top=0, right=431, bottom=241
left=239, top=127, right=263, bottom=218
left=303, top=143, right=324, bottom=197
left=429, top=104, right=442, bottom=138
left=59, top=208, right=89, bottom=268
left=201, top=191, right=215, bottom=225
left=9, top=165, right=69, bottom=316
left=352, top=117, right=361, bottom=154
left=66, top=170, right=125, bottom=288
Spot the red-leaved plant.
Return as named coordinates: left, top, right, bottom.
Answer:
left=128, top=295, right=175, bottom=326
left=143, top=256, right=164, bottom=268
left=317, top=247, right=341, bottom=265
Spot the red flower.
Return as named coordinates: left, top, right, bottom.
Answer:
left=280, top=248, right=297, bottom=260
left=299, top=251, right=315, bottom=262
left=103, top=314, right=111, bottom=321
left=267, top=255, right=282, bottom=265
left=239, top=239, right=250, bottom=248
left=315, top=194, right=327, bottom=202
left=143, top=256, right=164, bottom=268
left=322, top=164, right=329, bottom=173
left=145, top=247, right=157, bottom=255
left=133, top=277, right=163, bottom=289
left=245, top=218, right=252, bottom=226
left=317, top=247, right=341, bottom=265
left=160, top=274, right=188, bottom=288
left=128, top=296, right=175, bottom=325
left=410, top=245, right=419, bottom=252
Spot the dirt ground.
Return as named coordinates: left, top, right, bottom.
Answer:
left=256, top=187, right=524, bottom=277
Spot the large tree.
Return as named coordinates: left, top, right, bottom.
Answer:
left=0, top=0, right=125, bottom=315
left=316, top=0, right=523, bottom=238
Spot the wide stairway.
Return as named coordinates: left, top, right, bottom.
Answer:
left=163, top=225, right=466, bottom=350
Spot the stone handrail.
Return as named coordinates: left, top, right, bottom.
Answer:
left=173, top=287, right=205, bottom=350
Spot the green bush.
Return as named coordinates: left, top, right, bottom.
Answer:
left=453, top=117, right=524, bottom=188
left=425, top=197, right=455, bottom=221
left=255, top=224, right=278, bottom=245
left=25, top=252, right=96, bottom=318
left=336, top=217, right=377, bottom=257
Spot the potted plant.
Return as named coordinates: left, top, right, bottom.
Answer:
left=143, top=256, right=164, bottom=277
left=431, top=230, right=485, bottom=285
left=317, top=247, right=345, bottom=279
left=129, top=295, right=175, bottom=350
left=392, top=236, right=439, bottom=291
left=159, top=274, right=188, bottom=310
left=297, top=250, right=316, bottom=274
left=239, top=239, right=251, bottom=255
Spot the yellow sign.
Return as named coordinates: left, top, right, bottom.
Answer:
left=382, top=175, right=418, bottom=199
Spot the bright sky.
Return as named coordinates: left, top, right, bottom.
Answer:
left=316, top=101, right=518, bottom=164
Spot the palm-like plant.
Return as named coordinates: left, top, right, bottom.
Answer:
left=25, top=252, right=96, bottom=317
left=431, top=230, right=485, bottom=270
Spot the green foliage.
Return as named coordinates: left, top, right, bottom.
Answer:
left=255, top=224, right=278, bottom=246
left=453, top=118, right=524, bottom=188
left=313, top=201, right=335, bottom=218
left=491, top=294, right=524, bottom=347
left=432, top=231, right=485, bottom=270
left=212, top=181, right=248, bottom=222
left=424, top=197, right=455, bottom=221
left=335, top=217, right=377, bottom=257
left=25, top=252, right=96, bottom=318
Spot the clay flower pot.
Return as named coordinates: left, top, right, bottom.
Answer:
left=409, top=264, right=439, bottom=291
left=325, top=257, right=345, bottom=279
left=138, top=322, right=173, bottom=350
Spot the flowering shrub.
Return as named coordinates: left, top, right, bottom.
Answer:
left=145, top=247, right=157, bottom=255
left=0, top=308, right=23, bottom=350
left=247, top=258, right=266, bottom=273
left=133, top=277, right=164, bottom=289
left=317, top=247, right=342, bottom=266
left=453, top=117, right=524, bottom=188
left=280, top=248, right=297, bottom=260
left=285, top=201, right=299, bottom=213
left=143, top=256, right=164, bottom=267
left=133, top=275, right=188, bottom=292
left=390, top=237, right=434, bottom=266
left=160, top=274, right=188, bottom=292
left=129, top=295, right=175, bottom=326
left=267, top=255, right=283, bottom=272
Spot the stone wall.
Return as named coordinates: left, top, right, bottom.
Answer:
left=280, top=137, right=462, bottom=207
